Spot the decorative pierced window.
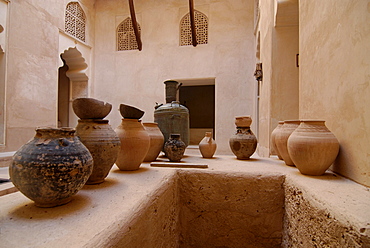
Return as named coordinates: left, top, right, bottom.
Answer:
left=65, top=2, right=86, bottom=42
left=180, top=10, right=208, bottom=46
left=117, top=17, right=141, bottom=51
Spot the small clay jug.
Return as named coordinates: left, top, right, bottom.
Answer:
left=164, top=134, right=186, bottom=162
left=9, top=127, right=93, bottom=207
left=76, top=119, right=121, bottom=184
left=288, top=120, right=339, bottom=176
left=271, top=121, right=284, bottom=160
left=199, top=132, right=217, bottom=158
left=115, top=119, right=150, bottom=170
left=229, top=116, right=257, bottom=160
left=275, top=120, right=300, bottom=166
left=143, top=122, right=164, bottom=162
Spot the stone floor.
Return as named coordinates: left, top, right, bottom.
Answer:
left=0, top=148, right=369, bottom=247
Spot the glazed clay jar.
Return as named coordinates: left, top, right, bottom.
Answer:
left=164, top=134, right=186, bottom=162
left=143, top=122, right=164, bottom=162
left=288, top=120, right=339, bottom=176
left=275, top=120, right=300, bottom=166
left=199, top=132, right=217, bottom=158
left=229, top=116, right=257, bottom=160
left=76, top=119, right=121, bottom=184
left=10, top=127, right=93, bottom=207
left=271, top=121, right=284, bottom=160
left=115, top=119, right=150, bottom=170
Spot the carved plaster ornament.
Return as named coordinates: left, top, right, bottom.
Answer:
left=254, top=63, right=263, bottom=82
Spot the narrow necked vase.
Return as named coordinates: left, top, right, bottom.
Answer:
left=199, top=132, right=217, bottom=158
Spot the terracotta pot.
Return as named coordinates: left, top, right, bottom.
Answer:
left=76, top=119, right=121, bottom=184
left=115, top=119, right=150, bottom=170
left=164, top=134, right=186, bottom=162
left=72, top=98, right=112, bottom=119
left=275, top=120, right=300, bottom=166
left=229, top=116, right=257, bottom=160
left=271, top=121, right=284, bottom=160
left=143, top=122, right=164, bottom=162
left=9, top=127, right=93, bottom=207
left=199, top=132, right=217, bottom=158
left=288, top=120, right=339, bottom=176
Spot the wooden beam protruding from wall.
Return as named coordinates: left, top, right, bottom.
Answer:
left=128, top=0, right=142, bottom=51
left=189, top=0, right=197, bottom=47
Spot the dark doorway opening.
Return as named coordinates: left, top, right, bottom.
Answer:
left=179, top=84, right=215, bottom=145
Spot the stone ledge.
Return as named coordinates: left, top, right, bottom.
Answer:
left=0, top=151, right=15, bottom=168
left=0, top=152, right=368, bottom=247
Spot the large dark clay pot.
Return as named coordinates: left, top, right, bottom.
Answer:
left=76, top=119, right=121, bottom=184
left=10, top=127, right=93, bottom=207
left=229, top=116, right=257, bottom=160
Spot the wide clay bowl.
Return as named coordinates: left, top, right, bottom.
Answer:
left=72, top=98, right=112, bottom=119
left=119, top=103, right=145, bottom=119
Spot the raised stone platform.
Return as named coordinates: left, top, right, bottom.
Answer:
left=0, top=149, right=369, bottom=247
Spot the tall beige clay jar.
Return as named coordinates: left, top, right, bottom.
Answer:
left=288, top=120, right=339, bottom=176
left=275, top=120, right=300, bottom=166
left=115, top=119, right=150, bottom=170
left=143, top=122, right=164, bottom=162
left=199, top=132, right=217, bottom=158
left=271, top=121, right=284, bottom=160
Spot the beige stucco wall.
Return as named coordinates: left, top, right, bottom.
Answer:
left=299, top=0, right=370, bottom=186
left=93, top=0, right=256, bottom=155
left=256, top=0, right=299, bottom=157
left=0, top=0, right=95, bottom=152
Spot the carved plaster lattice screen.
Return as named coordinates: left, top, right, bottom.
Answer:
left=180, top=10, right=208, bottom=46
left=65, top=2, right=86, bottom=42
left=117, top=17, right=141, bottom=51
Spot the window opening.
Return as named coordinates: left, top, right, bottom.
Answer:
left=117, top=17, right=141, bottom=51
left=65, top=2, right=86, bottom=42
left=180, top=10, right=208, bottom=46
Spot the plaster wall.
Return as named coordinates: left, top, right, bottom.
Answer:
left=255, top=0, right=274, bottom=156
left=92, top=0, right=256, bottom=155
left=299, top=0, right=370, bottom=186
left=1, top=0, right=95, bottom=152
left=256, top=0, right=299, bottom=157
left=270, top=25, right=299, bottom=155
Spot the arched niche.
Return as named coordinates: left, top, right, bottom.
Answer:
left=58, top=47, right=89, bottom=128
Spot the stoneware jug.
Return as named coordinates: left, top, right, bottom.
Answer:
left=271, top=121, right=284, bottom=160
left=288, top=120, right=339, bottom=176
left=10, top=127, right=93, bottom=207
left=164, top=134, right=186, bottom=162
left=76, top=119, right=121, bottom=184
left=229, top=116, right=257, bottom=160
left=143, top=122, right=164, bottom=162
left=115, top=119, right=150, bottom=170
left=275, top=120, right=300, bottom=166
left=199, top=132, right=217, bottom=158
